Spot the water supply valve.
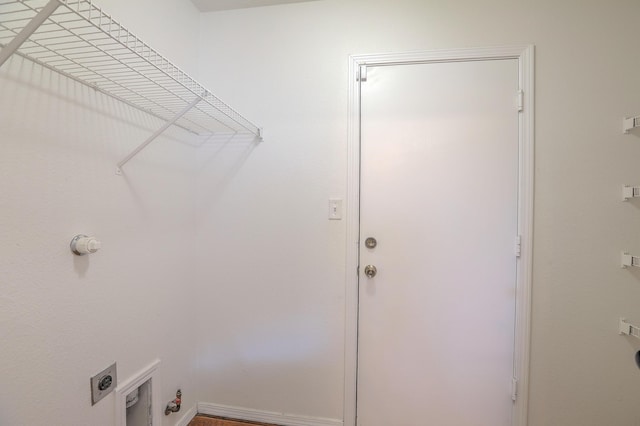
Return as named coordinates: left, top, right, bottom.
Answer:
left=165, top=389, right=182, bottom=415
left=70, top=234, right=102, bottom=255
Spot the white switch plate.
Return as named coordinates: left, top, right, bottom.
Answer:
left=329, top=199, right=343, bottom=220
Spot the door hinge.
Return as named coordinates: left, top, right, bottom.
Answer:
left=515, top=235, right=522, bottom=257
left=517, top=90, right=524, bottom=112
left=358, top=65, right=368, bottom=82
left=356, top=265, right=360, bottom=276
left=511, top=377, right=518, bottom=401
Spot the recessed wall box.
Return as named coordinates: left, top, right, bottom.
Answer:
left=91, top=362, right=117, bottom=405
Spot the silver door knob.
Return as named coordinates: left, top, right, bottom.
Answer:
left=364, top=265, right=377, bottom=278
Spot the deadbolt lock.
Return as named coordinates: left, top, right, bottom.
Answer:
left=364, top=265, right=377, bottom=278
left=365, top=237, right=377, bottom=249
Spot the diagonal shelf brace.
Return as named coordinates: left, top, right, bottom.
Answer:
left=116, top=97, right=201, bottom=175
left=0, top=0, right=61, bottom=67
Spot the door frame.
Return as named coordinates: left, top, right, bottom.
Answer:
left=344, top=45, right=534, bottom=426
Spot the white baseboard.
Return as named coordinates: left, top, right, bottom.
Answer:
left=175, top=404, right=198, bottom=426
left=197, top=402, right=343, bottom=426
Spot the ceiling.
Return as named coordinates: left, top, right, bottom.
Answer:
left=190, top=0, right=321, bottom=12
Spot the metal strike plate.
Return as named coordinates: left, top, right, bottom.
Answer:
left=90, top=362, right=117, bottom=405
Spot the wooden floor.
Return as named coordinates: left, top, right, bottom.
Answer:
left=188, top=415, right=280, bottom=426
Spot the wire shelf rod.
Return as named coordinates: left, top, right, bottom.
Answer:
left=44, top=23, right=181, bottom=100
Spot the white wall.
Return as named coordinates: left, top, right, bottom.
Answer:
left=5, top=1, right=640, bottom=425
left=195, top=0, right=640, bottom=425
left=0, top=0, right=201, bottom=425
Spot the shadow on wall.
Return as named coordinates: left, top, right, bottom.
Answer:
left=73, top=253, right=90, bottom=278
left=1, top=56, right=185, bottom=147
left=196, top=132, right=261, bottom=218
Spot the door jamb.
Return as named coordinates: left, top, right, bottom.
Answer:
left=344, top=45, right=535, bottom=426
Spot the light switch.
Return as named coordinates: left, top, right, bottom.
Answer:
left=329, top=199, right=343, bottom=220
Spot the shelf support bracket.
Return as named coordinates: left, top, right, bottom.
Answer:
left=621, top=251, right=640, bottom=268
left=0, top=0, right=61, bottom=68
left=623, top=116, right=640, bottom=134
left=622, top=185, right=640, bottom=201
left=116, top=97, right=201, bottom=174
left=619, top=318, right=640, bottom=339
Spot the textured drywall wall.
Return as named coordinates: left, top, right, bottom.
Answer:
left=195, top=0, right=640, bottom=424
left=191, top=0, right=322, bottom=13
left=0, top=0, right=201, bottom=425
left=92, top=0, right=201, bottom=77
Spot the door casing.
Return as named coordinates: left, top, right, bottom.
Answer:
left=344, top=45, right=534, bottom=426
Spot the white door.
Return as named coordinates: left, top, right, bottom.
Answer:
left=357, top=59, right=519, bottom=426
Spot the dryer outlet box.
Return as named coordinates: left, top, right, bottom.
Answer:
left=90, top=362, right=117, bottom=405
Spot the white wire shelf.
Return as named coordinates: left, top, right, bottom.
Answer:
left=0, top=0, right=262, bottom=172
